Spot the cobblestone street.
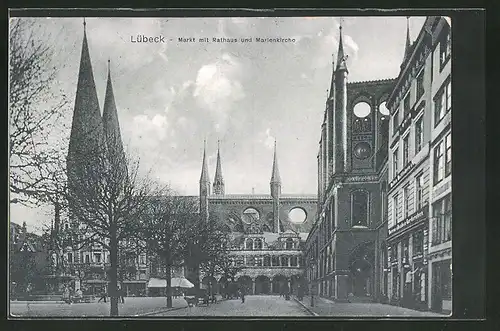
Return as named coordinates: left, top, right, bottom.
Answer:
left=153, top=295, right=310, bottom=316
left=10, top=297, right=187, bottom=317
left=294, top=296, right=448, bottom=317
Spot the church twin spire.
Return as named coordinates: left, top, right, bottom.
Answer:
left=68, top=19, right=125, bottom=180
left=213, top=140, right=225, bottom=195
left=199, top=139, right=282, bottom=196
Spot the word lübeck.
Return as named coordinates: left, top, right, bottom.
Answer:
left=130, top=35, right=166, bottom=43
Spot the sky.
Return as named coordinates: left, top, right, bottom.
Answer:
left=10, top=15, right=426, bottom=233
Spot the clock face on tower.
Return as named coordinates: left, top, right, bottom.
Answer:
left=354, top=142, right=372, bottom=160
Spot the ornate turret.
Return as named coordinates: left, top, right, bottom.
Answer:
left=403, top=16, right=412, bottom=62
left=333, top=22, right=349, bottom=174
left=270, top=141, right=281, bottom=233
left=336, top=23, right=349, bottom=73
left=213, top=140, right=225, bottom=195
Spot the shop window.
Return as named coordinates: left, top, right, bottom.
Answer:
left=413, top=231, right=424, bottom=256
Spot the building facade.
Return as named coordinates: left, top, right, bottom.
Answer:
left=385, top=16, right=451, bottom=313
left=305, top=24, right=393, bottom=303
left=200, top=142, right=317, bottom=295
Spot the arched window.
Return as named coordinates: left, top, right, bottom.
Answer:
left=285, top=238, right=294, bottom=250
left=246, top=238, right=254, bottom=250
left=352, top=190, right=369, bottom=226
left=291, top=256, right=298, bottom=267
left=281, top=256, right=289, bottom=267
left=272, top=256, right=279, bottom=266
left=254, top=238, right=263, bottom=249
left=264, top=256, right=271, bottom=267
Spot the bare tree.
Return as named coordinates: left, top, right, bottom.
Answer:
left=9, top=18, right=70, bottom=206
left=66, top=140, right=164, bottom=316
left=140, top=194, right=198, bottom=308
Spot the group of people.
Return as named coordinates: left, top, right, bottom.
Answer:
left=62, top=286, right=83, bottom=304
left=98, top=287, right=126, bottom=304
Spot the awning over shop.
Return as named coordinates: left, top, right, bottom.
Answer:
left=147, top=278, right=166, bottom=288
left=147, top=277, right=194, bottom=288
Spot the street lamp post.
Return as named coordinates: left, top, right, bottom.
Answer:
left=310, top=257, right=315, bottom=307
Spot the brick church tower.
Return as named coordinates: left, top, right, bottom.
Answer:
left=310, top=23, right=394, bottom=302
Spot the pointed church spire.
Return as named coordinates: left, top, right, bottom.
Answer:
left=103, top=59, right=124, bottom=154
left=336, top=20, right=348, bottom=72
left=200, top=140, right=210, bottom=183
left=329, top=53, right=335, bottom=98
left=213, top=140, right=225, bottom=195
left=404, top=16, right=412, bottom=61
left=68, top=19, right=104, bottom=176
left=270, top=140, right=281, bottom=183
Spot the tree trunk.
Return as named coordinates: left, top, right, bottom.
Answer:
left=165, top=263, right=172, bottom=308
left=109, top=228, right=119, bottom=316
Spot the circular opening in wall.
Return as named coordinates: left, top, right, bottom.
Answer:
left=379, top=101, right=390, bottom=116
left=353, top=102, right=371, bottom=118
left=288, top=208, right=307, bottom=224
left=242, top=208, right=260, bottom=224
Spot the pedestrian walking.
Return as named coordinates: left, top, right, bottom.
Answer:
left=98, top=289, right=107, bottom=303
left=240, top=287, right=245, bottom=303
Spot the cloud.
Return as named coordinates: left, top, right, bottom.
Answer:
left=344, top=34, right=359, bottom=59
left=131, top=113, right=168, bottom=143
left=193, top=53, right=245, bottom=132
left=260, top=128, right=275, bottom=150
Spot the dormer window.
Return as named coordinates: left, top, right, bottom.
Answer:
left=246, top=238, right=254, bottom=250
left=285, top=238, right=294, bottom=250
left=254, top=238, right=262, bottom=250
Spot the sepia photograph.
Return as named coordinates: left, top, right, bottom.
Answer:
left=9, top=12, right=453, bottom=318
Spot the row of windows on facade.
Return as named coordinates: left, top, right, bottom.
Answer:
left=244, top=237, right=299, bottom=250
left=232, top=255, right=304, bottom=268
left=388, top=230, right=425, bottom=264
left=391, top=79, right=451, bottom=183
left=64, top=251, right=147, bottom=265
left=390, top=259, right=451, bottom=301
left=308, top=190, right=371, bottom=259
left=391, top=131, right=451, bottom=228
left=308, top=252, right=335, bottom=281
left=389, top=193, right=452, bottom=264
left=391, top=26, right=451, bottom=137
